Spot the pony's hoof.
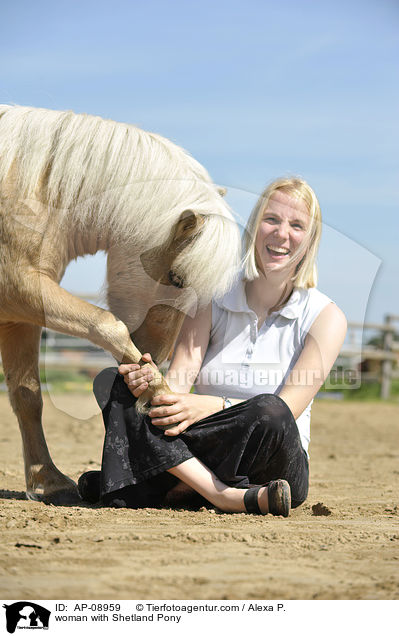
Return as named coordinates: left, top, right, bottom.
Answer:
left=135, top=398, right=151, bottom=414
left=26, top=487, right=82, bottom=506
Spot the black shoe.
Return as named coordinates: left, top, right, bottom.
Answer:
left=243, top=480, right=291, bottom=517
left=102, top=483, right=165, bottom=509
left=78, top=470, right=101, bottom=503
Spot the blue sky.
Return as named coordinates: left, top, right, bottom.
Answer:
left=1, top=0, right=398, bottom=329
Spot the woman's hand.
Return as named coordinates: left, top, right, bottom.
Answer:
left=148, top=393, right=223, bottom=436
left=118, top=353, right=157, bottom=398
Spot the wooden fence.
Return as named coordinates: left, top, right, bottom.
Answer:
left=1, top=306, right=398, bottom=398
left=337, top=314, right=399, bottom=398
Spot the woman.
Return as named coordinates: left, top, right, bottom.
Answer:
left=79, top=177, right=347, bottom=516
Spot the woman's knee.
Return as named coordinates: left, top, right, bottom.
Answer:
left=246, top=394, right=294, bottom=437
left=93, top=367, right=120, bottom=409
left=247, top=393, right=294, bottom=419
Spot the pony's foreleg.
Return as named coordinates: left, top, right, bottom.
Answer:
left=0, top=322, right=79, bottom=504
left=33, top=276, right=171, bottom=403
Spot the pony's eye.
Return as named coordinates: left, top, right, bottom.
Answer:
left=168, top=270, right=184, bottom=288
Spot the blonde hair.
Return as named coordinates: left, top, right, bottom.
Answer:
left=242, top=176, right=322, bottom=288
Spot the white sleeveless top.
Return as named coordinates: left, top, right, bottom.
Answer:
left=194, top=279, right=333, bottom=454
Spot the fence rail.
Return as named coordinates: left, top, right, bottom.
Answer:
left=1, top=310, right=398, bottom=398
left=341, top=314, right=399, bottom=398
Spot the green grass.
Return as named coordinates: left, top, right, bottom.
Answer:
left=319, top=379, right=399, bottom=402
left=0, top=369, right=94, bottom=392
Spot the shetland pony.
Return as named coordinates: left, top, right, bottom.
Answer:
left=0, top=105, right=241, bottom=504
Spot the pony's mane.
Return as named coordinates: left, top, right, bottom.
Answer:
left=0, top=105, right=229, bottom=251
left=0, top=104, right=241, bottom=300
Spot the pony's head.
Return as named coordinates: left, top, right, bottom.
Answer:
left=107, top=190, right=241, bottom=363
left=163, top=187, right=242, bottom=304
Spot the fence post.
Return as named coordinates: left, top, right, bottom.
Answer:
left=380, top=315, right=394, bottom=399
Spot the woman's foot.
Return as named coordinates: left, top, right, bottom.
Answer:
left=78, top=470, right=101, bottom=503
left=168, top=458, right=293, bottom=516
left=244, top=480, right=291, bottom=517
left=102, top=483, right=166, bottom=509
left=78, top=470, right=178, bottom=508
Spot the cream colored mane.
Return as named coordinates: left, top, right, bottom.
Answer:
left=0, top=104, right=241, bottom=302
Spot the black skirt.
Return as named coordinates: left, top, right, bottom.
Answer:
left=93, top=368, right=309, bottom=508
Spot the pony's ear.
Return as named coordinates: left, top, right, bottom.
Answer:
left=172, top=210, right=205, bottom=243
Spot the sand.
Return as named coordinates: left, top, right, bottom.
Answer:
left=0, top=394, right=398, bottom=600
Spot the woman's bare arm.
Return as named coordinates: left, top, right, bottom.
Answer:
left=165, top=303, right=212, bottom=393
left=278, top=303, right=347, bottom=419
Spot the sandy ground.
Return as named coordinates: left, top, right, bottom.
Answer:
left=0, top=393, right=398, bottom=600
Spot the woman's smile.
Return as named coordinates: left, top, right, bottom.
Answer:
left=255, top=190, right=309, bottom=272
left=266, top=244, right=291, bottom=259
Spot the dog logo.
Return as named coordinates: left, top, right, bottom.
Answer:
left=3, top=602, right=50, bottom=633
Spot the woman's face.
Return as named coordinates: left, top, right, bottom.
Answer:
left=255, top=189, right=310, bottom=276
